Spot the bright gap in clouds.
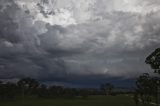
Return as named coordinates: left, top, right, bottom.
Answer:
left=14, top=0, right=160, bottom=27
left=16, top=0, right=160, bottom=26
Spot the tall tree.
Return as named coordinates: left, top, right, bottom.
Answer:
left=145, top=48, right=160, bottom=74
left=17, top=78, right=40, bottom=95
left=136, top=73, right=153, bottom=106
left=17, top=78, right=40, bottom=106
left=145, top=48, right=160, bottom=106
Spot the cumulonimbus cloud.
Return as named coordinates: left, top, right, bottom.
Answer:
left=0, top=0, right=160, bottom=84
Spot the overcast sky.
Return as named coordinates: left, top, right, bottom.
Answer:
left=0, top=0, right=160, bottom=86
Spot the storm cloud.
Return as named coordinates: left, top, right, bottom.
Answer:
left=0, top=0, right=160, bottom=85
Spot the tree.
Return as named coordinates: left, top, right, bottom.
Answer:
left=79, top=89, right=89, bottom=99
left=101, top=83, right=114, bottom=95
left=133, top=91, right=139, bottom=106
left=17, top=78, right=40, bottom=106
left=145, top=48, right=160, bottom=74
left=145, top=48, right=160, bottom=106
left=136, top=73, right=151, bottom=106
left=136, top=73, right=158, bottom=106
left=0, top=82, right=18, bottom=100
left=38, top=84, right=48, bottom=98
left=150, top=77, right=160, bottom=106
left=17, top=78, right=40, bottom=95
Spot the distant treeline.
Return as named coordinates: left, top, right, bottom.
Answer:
left=0, top=78, right=133, bottom=101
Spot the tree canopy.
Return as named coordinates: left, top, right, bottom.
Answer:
left=145, top=48, right=160, bottom=74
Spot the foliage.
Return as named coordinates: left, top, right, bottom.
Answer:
left=135, top=73, right=158, bottom=106
left=145, top=48, right=160, bottom=74
left=0, top=82, right=18, bottom=100
left=145, top=48, right=160, bottom=106
left=100, top=83, right=114, bottom=95
left=0, top=77, right=132, bottom=102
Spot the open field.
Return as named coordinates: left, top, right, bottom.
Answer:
left=0, top=95, right=155, bottom=106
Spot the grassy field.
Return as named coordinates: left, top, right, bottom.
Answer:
left=0, top=95, right=155, bottom=106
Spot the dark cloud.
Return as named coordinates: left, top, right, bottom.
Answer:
left=0, top=0, right=160, bottom=87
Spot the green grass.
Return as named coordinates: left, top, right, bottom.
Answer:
left=0, top=95, right=155, bottom=106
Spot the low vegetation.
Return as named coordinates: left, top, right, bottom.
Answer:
left=0, top=95, right=155, bottom=106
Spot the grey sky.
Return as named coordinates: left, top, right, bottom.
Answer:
left=0, top=0, right=160, bottom=85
